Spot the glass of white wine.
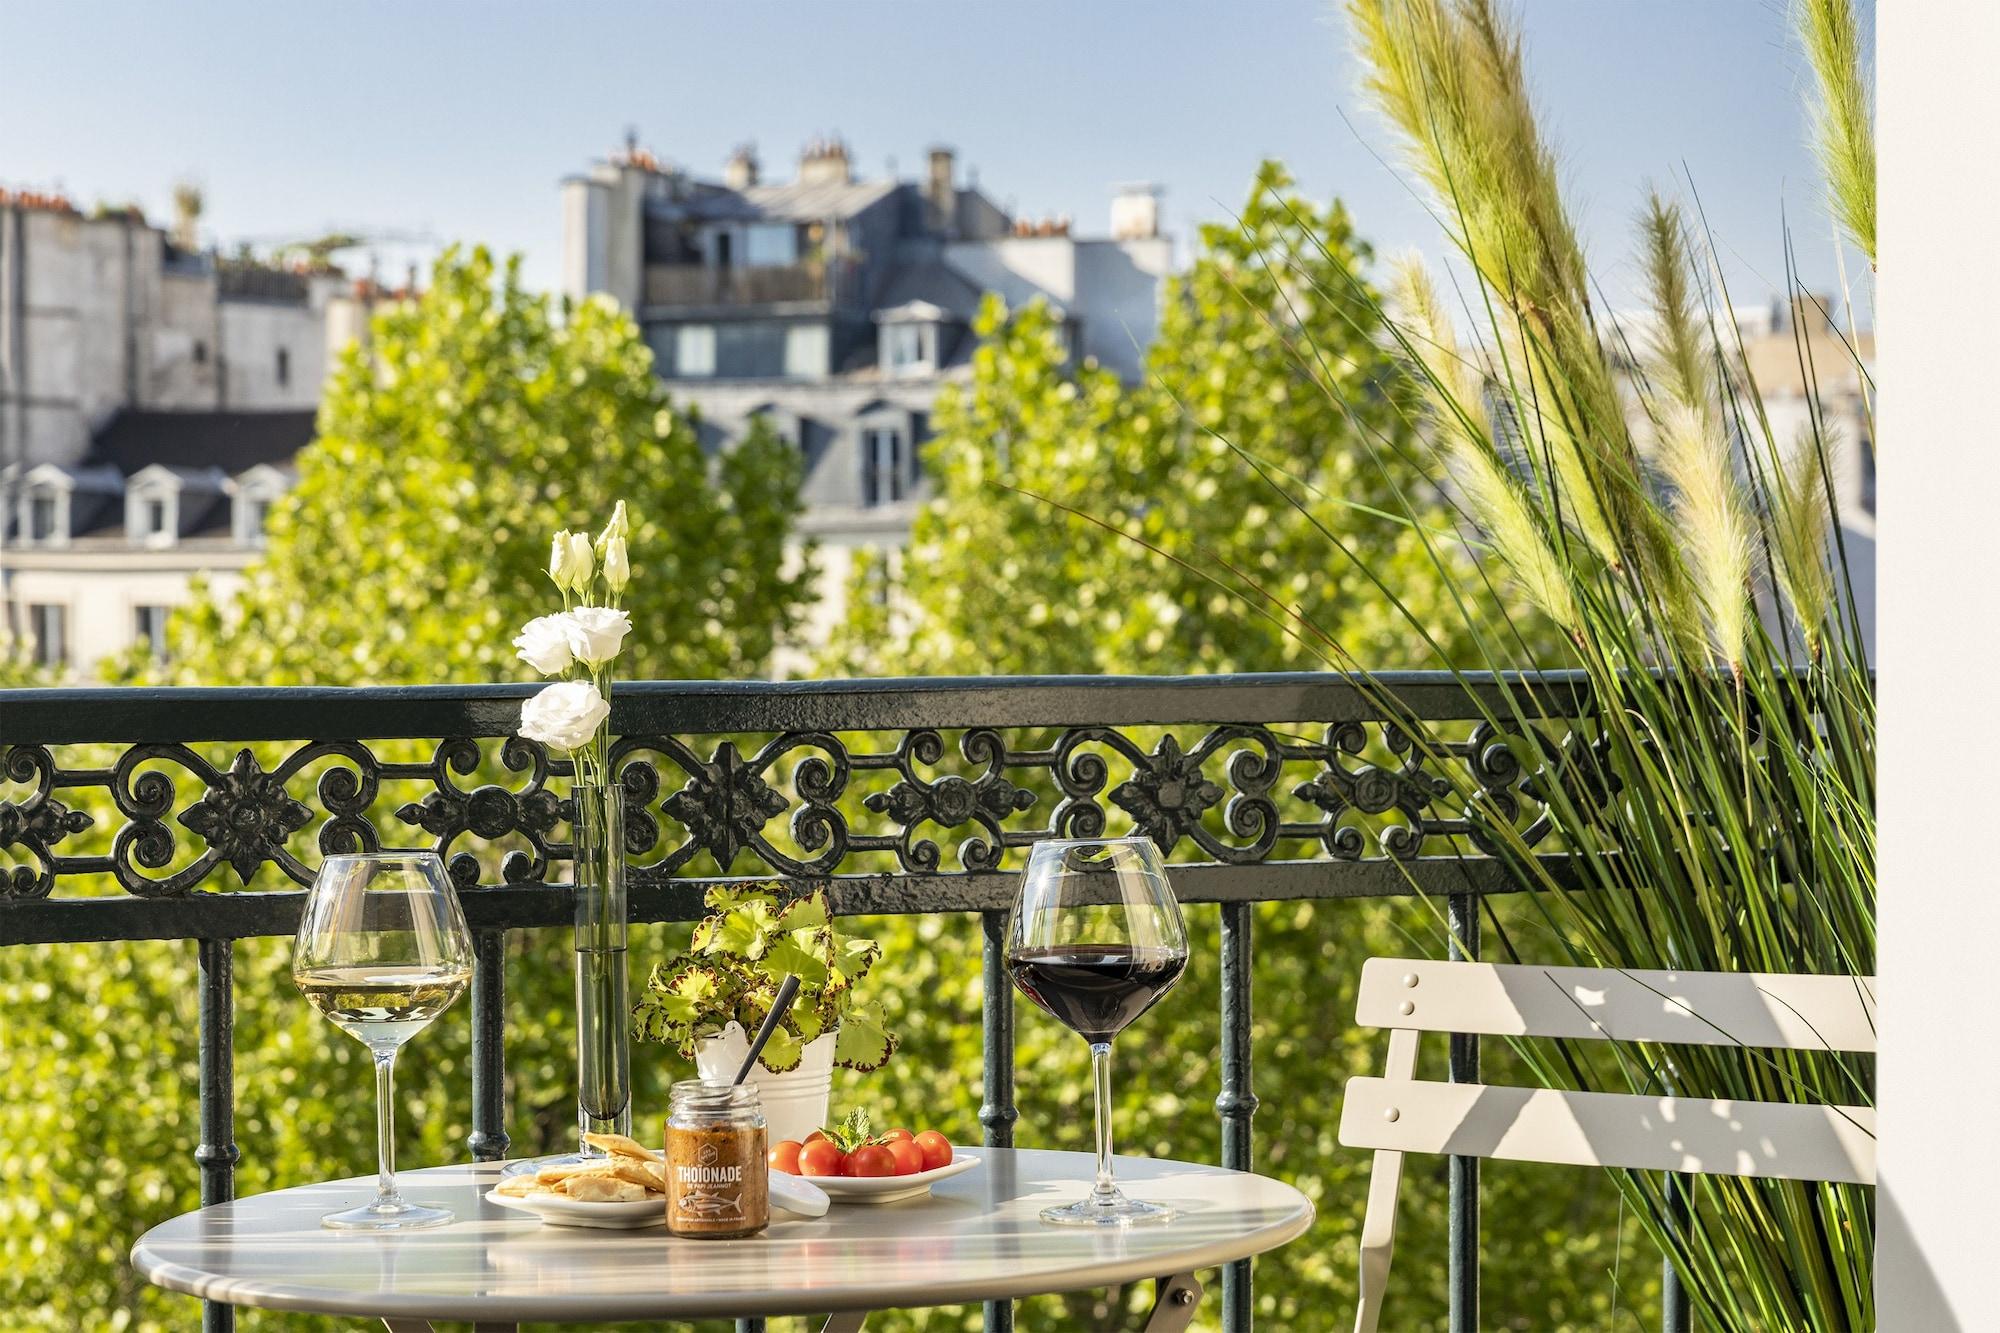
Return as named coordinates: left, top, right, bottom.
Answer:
left=293, top=852, right=473, bottom=1231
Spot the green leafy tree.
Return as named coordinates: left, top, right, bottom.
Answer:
left=823, top=163, right=1516, bottom=679
left=128, top=245, right=812, bottom=685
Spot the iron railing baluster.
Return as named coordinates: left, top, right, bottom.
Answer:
left=1217, top=902, right=1259, bottom=1333
left=469, top=929, right=509, bottom=1162
left=980, top=909, right=1018, bottom=1333
left=195, top=936, right=238, bottom=1333
left=1447, top=893, right=1480, bottom=1333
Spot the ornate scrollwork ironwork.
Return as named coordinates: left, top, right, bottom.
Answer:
left=7, top=704, right=1616, bottom=900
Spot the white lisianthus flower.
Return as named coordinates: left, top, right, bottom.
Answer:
left=518, top=680, right=610, bottom=751
left=567, top=531, right=596, bottom=591
left=549, top=531, right=579, bottom=591
left=512, top=613, right=575, bottom=675
left=602, top=534, right=630, bottom=593
left=596, top=499, right=630, bottom=556
left=562, top=606, right=631, bottom=665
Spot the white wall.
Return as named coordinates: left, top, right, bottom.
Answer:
left=8, top=556, right=251, bottom=671
left=1877, top=1, right=2000, bottom=1326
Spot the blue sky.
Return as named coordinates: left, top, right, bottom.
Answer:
left=4, top=1, right=1869, bottom=314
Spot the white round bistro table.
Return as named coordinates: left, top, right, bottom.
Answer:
left=132, top=1148, right=1314, bottom=1332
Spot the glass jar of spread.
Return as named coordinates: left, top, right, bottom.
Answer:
left=664, top=1080, right=768, bottom=1238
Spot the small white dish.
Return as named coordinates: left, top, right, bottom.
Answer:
left=486, top=1188, right=663, bottom=1230
left=486, top=1171, right=831, bottom=1229
left=794, top=1152, right=979, bottom=1205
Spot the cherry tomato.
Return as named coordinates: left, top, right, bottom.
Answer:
left=881, top=1127, right=915, bottom=1144
left=886, top=1138, right=926, bottom=1176
left=846, top=1144, right=898, bottom=1178
left=798, top=1139, right=846, bottom=1177
left=913, top=1130, right=953, bottom=1172
left=803, top=1130, right=829, bottom=1146
left=768, top=1140, right=803, bottom=1175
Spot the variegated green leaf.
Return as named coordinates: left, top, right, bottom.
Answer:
left=832, top=1001, right=898, bottom=1072
left=758, top=925, right=833, bottom=988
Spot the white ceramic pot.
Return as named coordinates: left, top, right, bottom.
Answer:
left=694, top=1023, right=836, bottom=1146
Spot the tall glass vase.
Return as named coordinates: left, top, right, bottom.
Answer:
left=571, top=780, right=631, bottom=1155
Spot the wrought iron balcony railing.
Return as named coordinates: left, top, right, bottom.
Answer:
left=1, top=672, right=1604, bottom=1333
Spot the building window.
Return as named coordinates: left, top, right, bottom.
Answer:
left=135, top=605, right=170, bottom=662
left=862, top=426, right=906, bottom=506
left=244, top=497, right=270, bottom=544
left=676, top=324, right=717, bottom=377
left=745, top=223, right=798, bottom=268
left=193, top=339, right=208, bottom=365
left=784, top=324, right=828, bottom=378
left=29, top=492, right=59, bottom=542
left=146, top=498, right=170, bottom=536
left=275, top=347, right=291, bottom=386
left=883, top=323, right=935, bottom=377
left=28, top=604, right=66, bottom=667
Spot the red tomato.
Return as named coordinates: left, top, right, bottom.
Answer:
left=886, top=1138, right=926, bottom=1176
left=881, top=1127, right=915, bottom=1144
left=768, top=1140, right=803, bottom=1175
left=803, top=1130, right=829, bottom=1146
left=846, top=1144, right=898, bottom=1177
left=913, top=1130, right=953, bottom=1172
left=798, top=1139, right=846, bottom=1177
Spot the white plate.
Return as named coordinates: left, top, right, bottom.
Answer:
left=486, top=1171, right=831, bottom=1229
left=793, top=1152, right=979, bottom=1205
left=486, top=1188, right=665, bottom=1230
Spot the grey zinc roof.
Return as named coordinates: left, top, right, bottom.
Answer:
left=873, top=259, right=986, bottom=322
left=659, top=177, right=903, bottom=225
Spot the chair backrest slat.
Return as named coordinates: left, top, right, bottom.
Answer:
left=1356, top=958, right=1877, bottom=1052
left=1341, top=1077, right=1876, bottom=1185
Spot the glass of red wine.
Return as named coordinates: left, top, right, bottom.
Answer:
left=1005, top=836, right=1189, bottom=1226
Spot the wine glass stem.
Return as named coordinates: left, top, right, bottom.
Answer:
left=1090, top=1041, right=1118, bottom=1202
left=373, top=1048, right=399, bottom=1206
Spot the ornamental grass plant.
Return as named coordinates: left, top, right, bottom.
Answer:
left=1185, top=1, right=1876, bottom=1326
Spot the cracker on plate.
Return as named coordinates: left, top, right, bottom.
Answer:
left=563, top=1175, right=654, bottom=1204
left=583, top=1131, right=663, bottom=1162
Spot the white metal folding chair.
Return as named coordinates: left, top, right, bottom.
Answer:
left=1338, top=957, right=1877, bottom=1333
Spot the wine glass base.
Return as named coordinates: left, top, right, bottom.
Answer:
left=1039, top=1195, right=1177, bottom=1227
left=321, top=1200, right=454, bottom=1231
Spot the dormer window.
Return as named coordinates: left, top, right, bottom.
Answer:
left=29, top=492, right=58, bottom=542
left=227, top=464, right=293, bottom=548
left=882, top=321, right=938, bottom=378
left=145, top=498, right=170, bottom=538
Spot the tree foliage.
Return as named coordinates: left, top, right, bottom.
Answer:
left=130, top=246, right=812, bottom=686
left=823, top=162, right=1519, bottom=679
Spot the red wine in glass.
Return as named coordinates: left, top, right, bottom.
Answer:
left=1004, top=836, right=1189, bottom=1226
left=1006, top=944, right=1187, bottom=1044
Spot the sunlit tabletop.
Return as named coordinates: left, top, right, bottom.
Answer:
left=131, top=1148, right=1314, bottom=1327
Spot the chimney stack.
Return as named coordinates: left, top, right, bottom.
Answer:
left=925, top=146, right=956, bottom=236
left=1110, top=183, right=1162, bottom=241
left=725, top=143, right=760, bottom=191
left=798, top=136, right=853, bottom=187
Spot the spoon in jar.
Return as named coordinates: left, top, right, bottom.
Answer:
left=735, top=974, right=802, bottom=1085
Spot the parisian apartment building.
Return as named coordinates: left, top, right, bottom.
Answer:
left=0, top=188, right=393, bottom=674
left=558, top=136, right=1176, bottom=659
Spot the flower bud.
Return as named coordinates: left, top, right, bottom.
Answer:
left=596, top=499, right=631, bottom=558
left=567, top=531, right=595, bottom=591
left=603, top=534, right=630, bottom=593
left=549, top=531, right=576, bottom=589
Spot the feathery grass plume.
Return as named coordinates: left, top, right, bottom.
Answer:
left=1772, top=423, right=1838, bottom=656
left=1656, top=401, right=1754, bottom=665
left=1798, top=0, right=1876, bottom=266
left=1638, top=191, right=1712, bottom=415
left=1392, top=258, right=1579, bottom=631
left=1349, top=0, right=1674, bottom=580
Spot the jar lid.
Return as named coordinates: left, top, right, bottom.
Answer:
left=669, top=1078, right=762, bottom=1114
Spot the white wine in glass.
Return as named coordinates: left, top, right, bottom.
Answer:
left=293, top=852, right=472, bottom=1231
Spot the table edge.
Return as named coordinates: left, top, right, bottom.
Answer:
left=130, top=1152, right=1317, bottom=1321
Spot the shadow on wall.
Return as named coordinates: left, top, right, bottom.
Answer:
left=1877, top=1180, right=1961, bottom=1332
